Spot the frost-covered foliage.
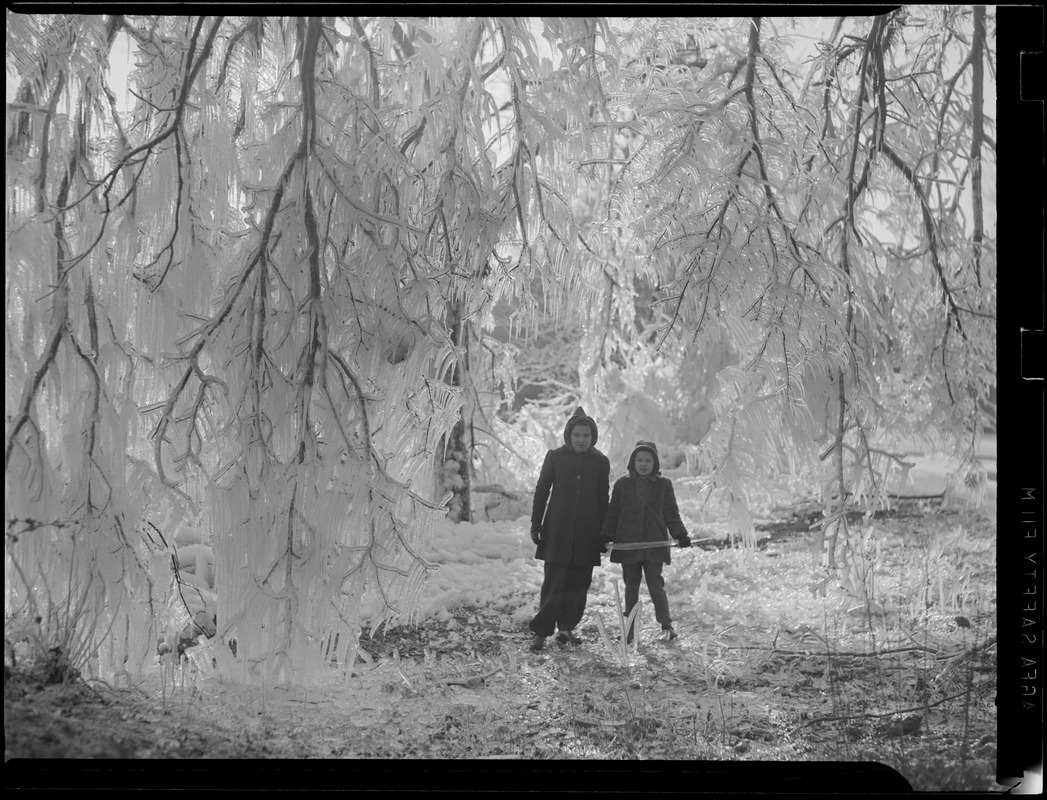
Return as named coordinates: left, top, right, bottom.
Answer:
left=6, top=15, right=161, bottom=684
left=6, top=12, right=995, bottom=687
left=4, top=16, right=597, bottom=687
left=556, top=14, right=996, bottom=552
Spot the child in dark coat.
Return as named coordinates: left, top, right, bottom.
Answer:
left=528, top=407, right=611, bottom=651
left=600, top=441, right=691, bottom=641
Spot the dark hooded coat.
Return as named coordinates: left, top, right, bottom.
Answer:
left=530, top=408, right=611, bottom=567
left=600, top=442, right=689, bottom=565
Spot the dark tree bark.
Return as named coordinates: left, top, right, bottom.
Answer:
left=443, top=297, right=472, bottom=522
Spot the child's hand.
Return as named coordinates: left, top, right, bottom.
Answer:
left=677, top=536, right=692, bottom=548
left=530, top=528, right=542, bottom=545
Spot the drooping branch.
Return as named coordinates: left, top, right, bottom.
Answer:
left=5, top=85, right=85, bottom=471
left=932, top=39, right=976, bottom=190
left=739, top=18, right=821, bottom=277
left=817, top=15, right=888, bottom=571
left=76, top=276, right=103, bottom=509
left=840, top=16, right=882, bottom=254
left=351, top=17, right=380, bottom=109
left=878, top=140, right=966, bottom=343
left=57, top=16, right=224, bottom=216
left=46, top=16, right=226, bottom=300
left=969, top=5, right=986, bottom=288
left=293, top=16, right=325, bottom=463
left=151, top=150, right=297, bottom=492
left=4, top=311, right=65, bottom=473
left=141, top=126, right=187, bottom=289
left=150, top=17, right=331, bottom=490
left=216, top=17, right=264, bottom=95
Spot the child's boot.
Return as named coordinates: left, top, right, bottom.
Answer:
left=556, top=629, right=582, bottom=647
left=529, top=634, right=547, bottom=652
left=662, top=623, right=677, bottom=641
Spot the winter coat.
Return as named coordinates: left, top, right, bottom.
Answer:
left=530, top=410, right=611, bottom=567
left=600, top=474, right=689, bottom=564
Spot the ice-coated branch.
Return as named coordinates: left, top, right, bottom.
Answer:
left=4, top=83, right=87, bottom=472
left=878, top=140, right=966, bottom=343
left=968, top=6, right=986, bottom=288
left=56, top=16, right=225, bottom=218
left=351, top=17, right=380, bottom=109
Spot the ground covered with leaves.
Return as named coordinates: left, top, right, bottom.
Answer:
left=6, top=497, right=999, bottom=792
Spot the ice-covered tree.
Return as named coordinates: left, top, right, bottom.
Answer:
left=6, top=12, right=995, bottom=686
left=4, top=15, right=593, bottom=685
left=555, top=12, right=995, bottom=561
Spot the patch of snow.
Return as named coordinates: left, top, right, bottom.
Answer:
left=361, top=517, right=543, bottom=626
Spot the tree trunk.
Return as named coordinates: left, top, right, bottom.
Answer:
left=443, top=297, right=472, bottom=522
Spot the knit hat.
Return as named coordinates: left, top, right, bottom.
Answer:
left=627, top=440, right=660, bottom=475
left=563, top=406, right=599, bottom=447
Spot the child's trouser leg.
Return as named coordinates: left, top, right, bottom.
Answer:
left=530, top=562, right=593, bottom=636
left=529, top=561, right=568, bottom=636
left=557, top=564, right=594, bottom=632
left=622, top=563, right=643, bottom=636
left=642, top=562, right=672, bottom=627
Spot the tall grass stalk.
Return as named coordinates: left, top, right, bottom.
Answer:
left=593, top=580, right=641, bottom=666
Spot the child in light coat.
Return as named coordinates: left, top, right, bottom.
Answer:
left=600, top=441, right=690, bottom=641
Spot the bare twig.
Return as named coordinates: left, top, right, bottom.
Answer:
left=934, top=634, right=997, bottom=683
left=790, top=683, right=992, bottom=734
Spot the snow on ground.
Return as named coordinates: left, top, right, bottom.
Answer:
left=412, top=517, right=542, bottom=623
